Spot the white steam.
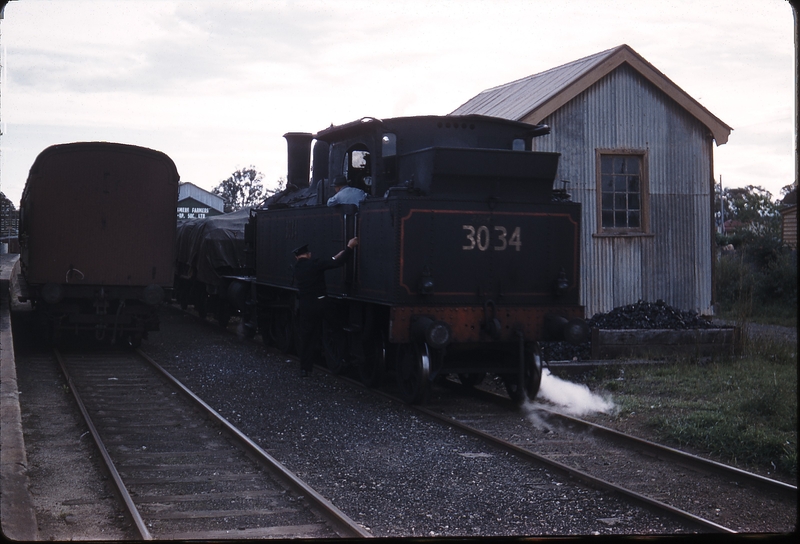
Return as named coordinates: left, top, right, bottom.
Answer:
left=529, top=369, right=615, bottom=416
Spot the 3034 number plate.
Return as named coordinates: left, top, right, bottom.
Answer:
left=462, top=225, right=521, bottom=251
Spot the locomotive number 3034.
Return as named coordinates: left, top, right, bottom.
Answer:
left=462, top=225, right=522, bottom=251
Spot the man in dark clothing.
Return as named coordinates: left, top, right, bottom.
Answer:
left=293, top=236, right=358, bottom=376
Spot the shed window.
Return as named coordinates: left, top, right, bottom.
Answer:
left=597, top=152, right=648, bottom=234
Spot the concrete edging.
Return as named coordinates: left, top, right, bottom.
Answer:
left=1, top=255, right=39, bottom=541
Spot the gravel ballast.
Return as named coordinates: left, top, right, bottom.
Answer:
left=140, top=309, right=692, bottom=537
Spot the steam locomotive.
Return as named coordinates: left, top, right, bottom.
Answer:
left=221, top=115, right=589, bottom=404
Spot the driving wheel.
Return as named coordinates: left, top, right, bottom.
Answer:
left=503, top=343, right=543, bottom=406
left=357, top=329, right=387, bottom=387
left=397, top=342, right=431, bottom=404
left=266, top=310, right=294, bottom=353
left=323, top=320, right=350, bottom=374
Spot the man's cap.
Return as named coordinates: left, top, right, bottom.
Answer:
left=332, top=175, right=348, bottom=187
left=292, top=244, right=310, bottom=256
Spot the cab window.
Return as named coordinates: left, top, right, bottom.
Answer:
left=343, top=145, right=372, bottom=191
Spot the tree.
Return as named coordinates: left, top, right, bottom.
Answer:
left=714, top=184, right=796, bottom=319
left=213, top=167, right=266, bottom=212
left=714, top=184, right=781, bottom=240
left=213, top=168, right=288, bottom=212
left=1, top=192, right=17, bottom=237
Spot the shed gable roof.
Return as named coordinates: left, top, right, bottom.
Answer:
left=178, top=182, right=225, bottom=212
left=451, top=44, right=732, bottom=145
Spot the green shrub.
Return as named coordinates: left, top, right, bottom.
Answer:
left=716, top=240, right=797, bottom=327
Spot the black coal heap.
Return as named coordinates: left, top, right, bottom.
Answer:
left=587, top=299, right=714, bottom=330
left=540, top=300, right=714, bottom=362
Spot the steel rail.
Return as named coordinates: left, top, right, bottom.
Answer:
left=136, top=349, right=372, bottom=539
left=52, top=349, right=152, bottom=540
left=318, top=369, right=735, bottom=534
left=408, top=397, right=735, bottom=533
left=179, top=309, right=753, bottom=535
left=536, top=406, right=797, bottom=499
left=445, top=379, right=797, bottom=499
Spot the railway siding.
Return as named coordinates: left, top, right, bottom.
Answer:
left=54, top=348, right=348, bottom=540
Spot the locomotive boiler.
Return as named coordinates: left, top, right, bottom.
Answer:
left=18, top=142, right=180, bottom=346
left=231, top=115, right=588, bottom=403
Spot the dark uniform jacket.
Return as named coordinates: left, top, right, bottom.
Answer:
left=293, top=246, right=352, bottom=305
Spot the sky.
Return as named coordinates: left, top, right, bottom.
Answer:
left=0, top=0, right=795, bottom=206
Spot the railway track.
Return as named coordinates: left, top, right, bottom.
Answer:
left=51, top=346, right=370, bottom=540
left=418, top=378, right=797, bottom=534
left=193, top=309, right=797, bottom=533
left=151, top=307, right=793, bottom=535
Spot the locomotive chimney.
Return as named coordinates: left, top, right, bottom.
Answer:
left=284, top=132, right=314, bottom=190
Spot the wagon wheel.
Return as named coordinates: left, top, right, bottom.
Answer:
left=322, top=320, right=350, bottom=375
left=214, top=299, right=232, bottom=327
left=238, top=320, right=257, bottom=340
left=357, top=328, right=387, bottom=387
left=503, top=343, right=543, bottom=406
left=44, top=317, right=62, bottom=347
left=195, top=292, right=208, bottom=319
left=397, top=342, right=431, bottom=404
left=458, top=373, right=486, bottom=387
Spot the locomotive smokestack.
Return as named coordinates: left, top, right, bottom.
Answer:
left=311, top=140, right=330, bottom=187
left=284, top=132, right=314, bottom=190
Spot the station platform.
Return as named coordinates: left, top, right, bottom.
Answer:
left=1, top=253, right=39, bottom=540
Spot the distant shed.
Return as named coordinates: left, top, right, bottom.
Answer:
left=452, top=44, right=732, bottom=317
left=177, top=182, right=225, bottom=220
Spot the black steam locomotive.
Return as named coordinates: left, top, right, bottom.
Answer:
left=221, top=114, right=588, bottom=404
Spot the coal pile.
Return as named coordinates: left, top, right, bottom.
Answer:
left=587, top=300, right=714, bottom=330
left=541, top=300, right=714, bottom=362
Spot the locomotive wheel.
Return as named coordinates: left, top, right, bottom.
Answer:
left=503, top=344, right=543, bottom=406
left=458, top=373, right=486, bottom=387
left=505, top=345, right=543, bottom=405
left=265, top=310, right=294, bottom=353
left=397, top=342, right=431, bottom=404
left=357, top=329, right=386, bottom=387
left=322, top=321, right=350, bottom=375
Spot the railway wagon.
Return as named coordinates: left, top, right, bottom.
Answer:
left=173, top=207, right=253, bottom=325
left=233, top=115, right=589, bottom=403
left=18, top=142, right=180, bottom=345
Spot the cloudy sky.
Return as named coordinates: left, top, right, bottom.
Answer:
left=0, top=0, right=795, bottom=206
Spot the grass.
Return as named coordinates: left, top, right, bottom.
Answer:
left=587, top=335, right=797, bottom=479
left=716, top=305, right=797, bottom=329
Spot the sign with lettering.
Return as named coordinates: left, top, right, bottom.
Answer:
left=176, top=197, right=223, bottom=220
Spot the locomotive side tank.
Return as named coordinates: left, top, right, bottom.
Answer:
left=18, top=142, right=180, bottom=345
left=243, top=115, right=588, bottom=403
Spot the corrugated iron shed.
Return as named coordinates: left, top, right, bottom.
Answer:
left=178, top=182, right=225, bottom=213
left=451, top=44, right=732, bottom=316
